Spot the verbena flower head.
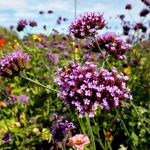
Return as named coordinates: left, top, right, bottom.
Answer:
left=4, top=94, right=18, bottom=105
left=9, top=25, right=14, bottom=30
left=51, top=120, right=75, bottom=142
left=29, top=20, right=37, bottom=27
left=2, top=132, right=12, bottom=144
left=39, top=11, right=44, bottom=15
left=70, top=12, right=105, bottom=38
left=56, top=16, right=62, bottom=25
left=141, top=0, right=150, bottom=7
left=123, top=25, right=130, bottom=35
left=50, top=112, right=68, bottom=122
left=125, top=4, right=132, bottom=10
left=133, top=23, right=146, bottom=32
left=139, top=8, right=149, bottom=17
left=86, top=32, right=132, bottom=60
left=48, top=10, right=53, bottom=14
left=69, top=134, right=90, bottom=150
left=19, top=94, right=29, bottom=103
left=55, top=62, right=132, bottom=118
left=47, top=50, right=58, bottom=64
left=16, top=19, right=28, bottom=32
left=0, top=50, right=30, bottom=77
left=119, top=14, right=125, bottom=21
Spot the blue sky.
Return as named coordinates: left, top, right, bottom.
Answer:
left=0, top=0, right=148, bottom=37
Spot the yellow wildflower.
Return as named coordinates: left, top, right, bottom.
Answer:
left=123, top=66, right=131, bottom=75
left=72, top=42, right=76, bottom=47
left=14, top=39, right=18, bottom=43
left=132, top=49, right=139, bottom=55
left=32, top=128, right=41, bottom=136
left=140, top=57, right=146, bottom=65
left=75, top=47, right=79, bottom=58
left=94, top=103, right=99, bottom=115
left=15, top=122, right=21, bottom=127
left=13, top=39, right=19, bottom=49
left=32, top=35, right=41, bottom=42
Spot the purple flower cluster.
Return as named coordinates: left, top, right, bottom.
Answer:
left=2, top=132, right=12, bottom=144
left=19, top=94, right=29, bottom=103
left=55, top=62, right=132, bottom=118
left=47, top=50, right=58, bottom=64
left=86, top=32, right=132, bottom=60
left=139, top=8, right=149, bottom=17
left=141, top=0, right=150, bottom=7
left=50, top=112, right=68, bottom=122
left=70, top=12, right=105, bottom=38
left=56, top=16, right=62, bottom=25
left=4, top=94, right=29, bottom=105
left=16, top=19, right=37, bottom=32
left=16, top=19, right=28, bottom=32
left=0, top=50, right=30, bottom=77
left=134, top=23, right=147, bottom=32
left=51, top=120, right=75, bottom=142
left=29, top=20, right=37, bottom=27
left=48, top=10, right=53, bottom=14
left=125, top=4, right=132, bottom=10
left=4, top=94, right=18, bottom=105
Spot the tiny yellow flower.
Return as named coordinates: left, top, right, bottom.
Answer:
left=132, top=49, right=139, bottom=55
left=72, top=42, right=76, bottom=47
left=75, top=47, right=79, bottom=58
left=15, top=122, right=21, bottom=128
left=133, top=75, right=138, bottom=80
left=94, top=103, right=99, bottom=115
left=13, top=44, right=19, bottom=49
left=140, top=57, right=146, bottom=65
left=33, top=128, right=41, bottom=136
left=14, top=39, right=18, bottom=43
left=44, top=73, right=48, bottom=77
left=32, top=35, right=41, bottom=42
left=13, top=39, right=19, bottom=49
left=123, top=66, right=131, bottom=75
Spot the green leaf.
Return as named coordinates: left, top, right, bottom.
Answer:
left=129, top=122, right=136, bottom=127
left=131, top=132, right=138, bottom=141
left=92, top=125, right=100, bottom=135
left=136, top=106, right=149, bottom=114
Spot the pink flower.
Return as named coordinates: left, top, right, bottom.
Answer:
left=69, top=134, right=90, bottom=150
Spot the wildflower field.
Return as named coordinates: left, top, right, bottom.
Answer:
left=0, top=0, right=150, bottom=150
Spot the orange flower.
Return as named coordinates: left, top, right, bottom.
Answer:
left=106, top=131, right=113, bottom=141
left=0, top=101, right=3, bottom=107
left=0, top=39, right=6, bottom=47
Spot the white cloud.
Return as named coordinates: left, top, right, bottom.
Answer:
left=0, top=0, right=29, bottom=10
left=0, top=0, right=149, bottom=37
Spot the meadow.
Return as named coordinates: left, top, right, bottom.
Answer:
left=0, top=0, right=150, bottom=150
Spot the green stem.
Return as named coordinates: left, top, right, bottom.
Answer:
left=103, top=129, right=112, bottom=150
left=85, top=114, right=96, bottom=150
left=115, top=108, right=130, bottom=136
left=92, top=35, right=105, bottom=59
left=20, top=74, right=59, bottom=93
left=115, top=108, right=137, bottom=150
left=93, top=118, right=105, bottom=149
left=78, top=117, right=86, bottom=134
left=92, top=35, right=112, bottom=69
left=130, top=100, right=150, bottom=134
